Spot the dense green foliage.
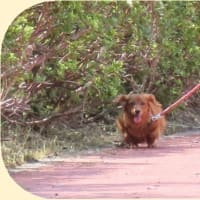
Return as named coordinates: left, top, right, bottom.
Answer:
left=1, top=1, right=200, bottom=126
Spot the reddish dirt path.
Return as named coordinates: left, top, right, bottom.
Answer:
left=9, top=132, right=200, bottom=199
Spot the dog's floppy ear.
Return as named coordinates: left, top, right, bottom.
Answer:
left=145, top=94, right=162, bottom=115
left=113, top=95, right=128, bottom=107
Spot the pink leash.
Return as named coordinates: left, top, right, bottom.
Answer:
left=151, top=82, right=200, bottom=121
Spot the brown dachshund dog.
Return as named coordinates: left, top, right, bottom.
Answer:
left=114, top=93, right=166, bottom=148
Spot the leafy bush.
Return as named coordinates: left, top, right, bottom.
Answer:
left=1, top=1, right=200, bottom=126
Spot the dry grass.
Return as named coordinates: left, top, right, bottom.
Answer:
left=1, top=122, right=121, bottom=168
left=1, top=125, right=59, bottom=167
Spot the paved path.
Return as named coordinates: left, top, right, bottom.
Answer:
left=9, top=132, right=200, bottom=199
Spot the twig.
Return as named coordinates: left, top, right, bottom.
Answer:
left=1, top=105, right=82, bottom=126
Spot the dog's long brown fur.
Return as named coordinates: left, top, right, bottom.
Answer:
left=114, top=93, right=166, bottom=148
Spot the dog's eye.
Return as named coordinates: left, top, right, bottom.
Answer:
left=141, top=102, right=145, bottom=106
left=129, top=102, right=135, bottom=106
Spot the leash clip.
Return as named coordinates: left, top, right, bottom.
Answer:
left=151, top=113, right=162, bottom=122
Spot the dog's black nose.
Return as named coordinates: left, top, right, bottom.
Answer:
left=135, top=110, right=140, bottom=115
